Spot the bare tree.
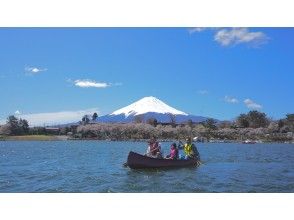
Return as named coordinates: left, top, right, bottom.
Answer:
left=168, top=113, right=176, bottom=128
left=187, top=119, right=193, bottom=129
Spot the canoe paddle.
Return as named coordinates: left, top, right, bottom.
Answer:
left=144, top=145, right=161, bottom=156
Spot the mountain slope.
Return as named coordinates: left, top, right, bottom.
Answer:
left=110, top=96, right=188, bottom=116
left=96, top=96, right=210, bottom=123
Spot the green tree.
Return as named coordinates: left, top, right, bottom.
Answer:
left=285, top=113, right=294, bottom=131
left=82, top=115, right=90, bottom=124
left=7, top=115, right=20, bottom=135
left=19, top=118, right=29, bottom=134
left=203, top=118, right=217, bottom=130
left=247, top=110, right=269, bottom=128
left=236, top=114, right=249, bottom=128
left=5, top=116, right=29, bottom=135
left=286, top=114, right=294, bottom=122
left=92, top=112, right=98, bottom=121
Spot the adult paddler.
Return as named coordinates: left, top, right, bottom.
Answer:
left=179, top=137, right=200, bottom=160
left=145, top=137, right=163, bottom=159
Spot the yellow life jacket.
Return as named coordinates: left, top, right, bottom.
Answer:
left=184, top=143, right=193, bottom=156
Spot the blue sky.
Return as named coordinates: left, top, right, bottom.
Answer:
left=0, top=28, right=293, bottom=125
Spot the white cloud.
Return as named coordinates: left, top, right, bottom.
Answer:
left=74, top=79, right=110, bottom=88
left=188, top=27, right=207, bottom=34
left=244, top=98, right=262, bottom=109
left=14, top=110, right=21, bottom=115
left=0, top=108, right=99, bottom=126
left=197, top=90, right=209, bottom=95
left=214, top=28, right=269, bottom=47
left=224, top=96, right=239, bottom=104
left=25, top=67, right=47, bottom=74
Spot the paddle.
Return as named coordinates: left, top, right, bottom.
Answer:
left=144, top=144, right=161, bottom=156
left=177, top=139, right=202, bottom=166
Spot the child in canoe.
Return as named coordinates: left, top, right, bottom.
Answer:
left=165, top=143, right=179, bottom=160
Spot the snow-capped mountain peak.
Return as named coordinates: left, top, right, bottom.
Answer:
left=110, top=96, right=188, bottom=117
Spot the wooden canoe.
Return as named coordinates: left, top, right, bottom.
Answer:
left=126, top=151, right=200, bottom=169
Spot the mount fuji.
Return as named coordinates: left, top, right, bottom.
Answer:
left=96, top=96, right=209, bottom=123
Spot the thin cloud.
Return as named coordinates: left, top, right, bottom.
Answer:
left=197, top=90, right=209, bottom=95
left=188, top=27, right=219, bottom=34
left=72, top=79, right=122, bottom=88
left=224, top=96, right=239, bottom=104
left=188, top=27, right=207, bottom=34
left=74, top=79, right=110, bottom=88
left=25, top=66, right=47, bottom=74
left=0, top=108, right=100, bottom=126
left=214, top=28, right=269, bottom=47
left=244, top=98, right=262, bottom=109
left=189, top=27, right=269, bottom=47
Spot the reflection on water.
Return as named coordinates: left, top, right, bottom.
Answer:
left=0, top=141, right=293, bottom=192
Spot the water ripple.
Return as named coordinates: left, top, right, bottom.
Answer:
left=0, top=141, right=293, bottom=192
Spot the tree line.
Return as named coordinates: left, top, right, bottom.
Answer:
left=74, top=111, right=293, bottom=142
left=1, top=111, right=293, bottom=142
left=0, top=116, right=29, bottom=135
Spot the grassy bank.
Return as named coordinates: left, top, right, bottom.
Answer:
left=0, top=135, right=68, bottom=141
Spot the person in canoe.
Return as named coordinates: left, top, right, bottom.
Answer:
left=165, top=143, right=179, bottom=160
left=145, top=137, right=163, bottom=159
left=179, top=137, right=200, bottom=160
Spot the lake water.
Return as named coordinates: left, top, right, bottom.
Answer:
left=0, top=141, right=293, bottom=192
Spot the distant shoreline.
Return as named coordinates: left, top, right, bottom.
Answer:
left=0, top=135, right=68, bottom=141
left=1, top=135, right=293, bottom=144
left=1, top=112, right=293, bottom=143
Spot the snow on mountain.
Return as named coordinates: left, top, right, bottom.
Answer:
left=110, top=96, right=188, bottom=117
left=96, top=96, right=210, bottom=123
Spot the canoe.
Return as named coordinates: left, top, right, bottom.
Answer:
left=126, top=151, right=200, bottom=169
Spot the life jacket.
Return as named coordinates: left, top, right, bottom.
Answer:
left=184, top=143, right=193, bottom=156
left=173, top=148, right=179, bottom=159
left=150, top=142, right=160, bottom=156
left=169, top=148, right=175, bottom=159
left=184, top=143, right=200, bottom=159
